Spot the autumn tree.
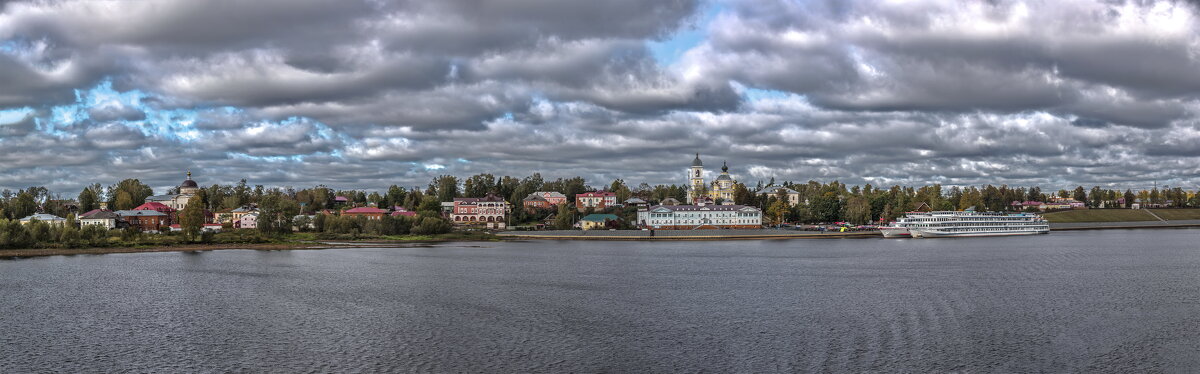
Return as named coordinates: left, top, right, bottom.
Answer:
left=179, top=201, right=205, bottom=241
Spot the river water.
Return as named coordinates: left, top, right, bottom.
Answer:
left=3, top=229, right=1199, bottom=372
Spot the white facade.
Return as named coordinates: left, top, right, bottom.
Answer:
left=637, top=204, right=762, bottom=229
left=79, top=218, right=117, bottom=229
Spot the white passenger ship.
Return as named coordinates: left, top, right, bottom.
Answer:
left=881, top=211, right=1049, bottom=238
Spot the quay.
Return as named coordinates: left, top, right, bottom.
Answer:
left=496, top=229, right=880, bottom=240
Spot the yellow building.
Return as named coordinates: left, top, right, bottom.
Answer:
left=685, top=154, right=737, bottom=204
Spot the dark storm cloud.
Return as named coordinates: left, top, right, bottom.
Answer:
left=4, top=0, right=1200, bottom=194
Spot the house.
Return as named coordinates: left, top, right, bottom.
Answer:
left=18, top=213, right=67, bottom=226
left=230, top=206, right=256, bottom=222
left=1011, top=201, right=1044, bottom=210
left=334, top=196, right=349, bottom=205
left=343, top=206, right=388, bottom=220
left=575, top=191, right=617, bottom=211
left=636, top=202, right=762, bottom=230
left=390, top=207, right=417, bottom=217
left=522, top=194, right=551, bottom=210
left=451, top=193, right=509, bottom=229
left=78, top=209, right=120, bottom=229
left=624, top=197, right=648, bottom=207
left=170, top=223, right=225, bottom=233
left=580, top=214, right=620, bottom=230
left=134, top=202, right=177, bottom=225
left=293, top=215, right=316, bottom=231
left=237, top=213, right=258, bottom=229
left=660, top=197, right=682, bottom=206
left=522, top=191, right=568, bottom=210
left=115, top=210, right=168, bottom=232
left=214, top=208, right=236, bottom=223
left=1039, top=202, right=1072, bottom=211
left=757, top=185, right=802, bottom=206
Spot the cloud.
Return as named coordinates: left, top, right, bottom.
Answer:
left=3, top=0, right=1200, bottom=195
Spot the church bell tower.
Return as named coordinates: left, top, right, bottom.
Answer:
left=688, top=153, right=704, bottom=203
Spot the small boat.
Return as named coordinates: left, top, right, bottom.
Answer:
left=879, top=225, right=912, bottom=238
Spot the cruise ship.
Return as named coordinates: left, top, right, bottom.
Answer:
left=881, top=211, right=1049, bottom=238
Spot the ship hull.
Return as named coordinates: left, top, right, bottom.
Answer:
left=914, top=229, right=1049, bottom=238
left=879, top=227, right=912, bottom=238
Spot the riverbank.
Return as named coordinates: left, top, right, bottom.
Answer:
left=1049, top=220, right=1200, bottom=230
left=496, top=229, right=881, bottom=240
left=0, top=232, right=501, bottom=258
left=0, top=242, right=329, bottom=258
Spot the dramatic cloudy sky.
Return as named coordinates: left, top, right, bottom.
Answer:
left=2, top=0, right=1200, bottom=194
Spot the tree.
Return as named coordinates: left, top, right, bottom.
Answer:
left=178, top=201, right=205, bottom=241
left=766, top=200, right=789, bottom=226
left=1027, top=186, right=1042, bottom=202
left=108, top=179, right=154, bottom=210
left=10, top=191, right=36, bottom=219
left=257, top=192, right=300, bottom=235
left=428, top=175, right=460, bottom=202
left=1072, top=186, right=1087, bottom=204
left=844, top=196, right=871, bottom=224
left=78, top=186, right=99, bottom=212
left=609, top=179, right=632, bottom=202
left=385, top=185, right=407, bottom=208
left=554, top=203, right=574, bottom=230
left=463, top=174, right=496, bottom=198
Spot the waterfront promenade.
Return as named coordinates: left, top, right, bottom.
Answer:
left=497, top=229, right=880, bottom=240
left=1049, top=219, right=1200, bottom=230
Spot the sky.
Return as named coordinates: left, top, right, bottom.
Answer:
left=2, top=0, right=1200, bottom=194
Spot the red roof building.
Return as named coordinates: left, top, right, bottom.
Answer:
left=391, top=207, right=417, bottom=217
left=342, top=206, right=388, bottom=220
left=451, top=194, right=509, bottom=229
left=576, top=191, right=617, bottom=212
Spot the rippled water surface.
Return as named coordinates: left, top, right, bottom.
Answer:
left=4, top=229, right=1200, bottom=372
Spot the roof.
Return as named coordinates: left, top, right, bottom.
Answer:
left=715, top=173, right=733, bottom=181
left=79, top=209, right=120, bottom=220
left=661, top=197, right=681, bottom=205
left=757, top=186, right=798, bottom=195
left=231, top=206, right=254, bottom=213
left=145, top=194, right=181, bottom=201
left=625, top=197, right=647, bottom=204
left=115, top=210, right=166, bottom=217
left=692, top=153, right=703, bottom=167
left=134, top=202, right=173, bottom=211
left=455, top=194, right=506, bottom=203
left=20, top=213, right=65, bottom=221
left=577, top=191, right=616, bottom=197
left=648, top=204, right=759, bottom=212
left=344, top=207, right=388, bottom=214
left=535, top=191, right=567, bottom=198
left=180, top=179, right=198, bottom=188
left=581, top=214, right=620, bottom=222
left=523, top=194, right=548, bottom=202
left=334, top=196, right=349, bottom=202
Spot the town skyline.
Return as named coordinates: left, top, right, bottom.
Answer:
left=5, top=1, right=1200, bottom=192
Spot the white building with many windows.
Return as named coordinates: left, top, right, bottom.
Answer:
left=636, top=202, right=762, bottom=230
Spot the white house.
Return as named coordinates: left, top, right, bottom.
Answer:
left=78, top=209, right=120, bottom=229
left=637, top=203, right=762, bottom=230
left=18, top=213, right=67, bottom=226
left=238, top=213, right=258, bottom=229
